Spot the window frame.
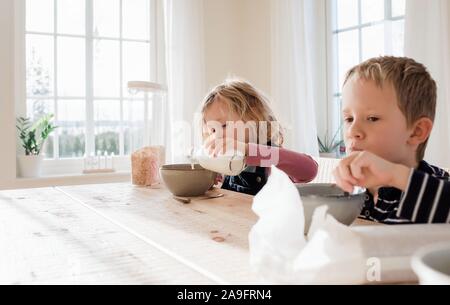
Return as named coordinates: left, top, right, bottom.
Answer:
left=326, top=0, right=405, bottom=144
left=18, top=0, right=158, bottom=175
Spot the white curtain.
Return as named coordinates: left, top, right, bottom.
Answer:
left=404, top=0, right=450, bottom=167
left=271, top=0, right=323, bottom=157
left=163, top=0, right=206, bottom=163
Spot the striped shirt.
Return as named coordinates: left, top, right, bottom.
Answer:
left=360, top=160, right=450, bottom=224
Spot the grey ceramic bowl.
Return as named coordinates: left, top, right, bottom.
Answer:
left=412, top=243, right=450, bottom=285
left=160, top=164, right=216, bottom=197
left=296, top=183, right=366, bottom=233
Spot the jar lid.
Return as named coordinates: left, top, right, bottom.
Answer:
left=127, top=81, right=167, bottom=93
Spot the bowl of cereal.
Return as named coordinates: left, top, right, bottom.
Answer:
left=160, top=164, right=217, bottom=197
left=295, top=183, right=366, bottom=233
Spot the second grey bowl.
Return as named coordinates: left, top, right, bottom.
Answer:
left=296, top=183, right=366, bottom=234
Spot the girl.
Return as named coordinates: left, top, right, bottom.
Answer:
left=201, top=79, right=318, bottom=195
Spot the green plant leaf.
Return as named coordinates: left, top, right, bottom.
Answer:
left=17, top=114, right=57, bottom=156
left=317, top=123, right=344, bottom=153
left=317, top=136, right=326, bottom=152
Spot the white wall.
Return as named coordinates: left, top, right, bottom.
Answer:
left=0, top=0, right=17, bottom=187
left=203, top=0, right=272, bottom=95
left=203, top=0, right=328, bottom=145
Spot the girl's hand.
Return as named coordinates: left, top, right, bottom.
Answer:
left=214, top=174, right=223, bottom=185
left=332, top=151, right=410, bottom=192
left=203, top=134, right=248, bottom=157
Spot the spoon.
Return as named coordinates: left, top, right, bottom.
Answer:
left=173, top=196, right=191, bottom=204
left=343, top=186, right=366, bottom=197
left=173, top=193, right=225, bottom=204
left=200, top=193, right=225, bottom=200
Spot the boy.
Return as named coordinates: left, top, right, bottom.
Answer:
left=333, top=56, right=450, bottom=224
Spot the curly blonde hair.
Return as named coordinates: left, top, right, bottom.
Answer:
left=201, top=79, right=283, bottom=146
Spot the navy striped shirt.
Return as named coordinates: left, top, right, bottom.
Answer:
left=360, top=160, right=450, bottom=224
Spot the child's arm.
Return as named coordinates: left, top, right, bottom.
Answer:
left=204, top=136, right=318, bottom=182
left=396, top=168, right=450, bottom=223
left=245, top=143, right=318, bottom=183
left=334, top=151, right=450, bottom=223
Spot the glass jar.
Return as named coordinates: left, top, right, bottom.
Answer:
left=126, top=81, right=167, bottom=154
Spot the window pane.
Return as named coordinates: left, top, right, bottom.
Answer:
left=123, top=42, right=150, bottom=97
left=27, top=99, right=54, bottom=120
left=361, top=0, right=384, bottom=24
left=93, top=0, right=120, bottom=38
left=336, top=0, right=359, bottom=30
left=94, top=100, right=120, bottom=155
left=26, top=0, right=54, bottom=32
left=392, top=0, right=406, bottom=17
left=58, top=100, right=86, bottom=158
left=362, top=24, right=385, bottom=60
left=26, top=34, right=54, bottom=97
left=390, top=20, right=404, bottom=56
left=57, top=0, right=85, bottom=35
left=123, top=0, right=150, bottom=40
left=337, top=30, right=360, bottom=89
left=42, top=135, right=55, bottom=159
left=124, top=99, right=145, bottom=154
left=57, top=37, right=85, bottom=96
left=93, top=39, right=120, bottom=97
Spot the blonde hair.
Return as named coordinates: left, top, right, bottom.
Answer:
left=344, top=56, right=437, bottom=161
left=201, top=79, right=283, bottom=146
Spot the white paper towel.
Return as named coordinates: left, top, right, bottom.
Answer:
left=249, top=166, right=450, bottom=284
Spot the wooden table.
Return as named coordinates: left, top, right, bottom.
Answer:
left=0, top=183, right=378, bottom=284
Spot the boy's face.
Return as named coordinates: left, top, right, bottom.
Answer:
left=342, top=77, right=416, bottom=165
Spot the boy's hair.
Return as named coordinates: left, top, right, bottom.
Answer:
left=201, top=79, right=284, bottom=146
left=344, top=56, right=437, bottom=161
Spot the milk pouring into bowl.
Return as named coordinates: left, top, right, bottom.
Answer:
left=188, top=147, right=246, bottom=176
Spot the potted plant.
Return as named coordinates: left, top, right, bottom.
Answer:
left=16, top=114, right=57, bottom=177
left=317, top=127, right=344, bottom=159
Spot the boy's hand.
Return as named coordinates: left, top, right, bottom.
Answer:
left=333, top=151, right=411, bottom=192
left=203, top=134, right=248, bottom=157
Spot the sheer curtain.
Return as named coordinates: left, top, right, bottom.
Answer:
left=271, top=0, right=324, bottom=157
left=163, top=0, right=206, bottom=163
left=404, top=0, right=450, bottom=167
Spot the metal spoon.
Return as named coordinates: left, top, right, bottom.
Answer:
left=199, top=193, right=224, bottom=200
left=173, top=193, right=224, bottom=204
left=343, top=186, right=366, bottom=197
left=173, top=196, right=191, bottom=204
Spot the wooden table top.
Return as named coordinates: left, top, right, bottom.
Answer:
left=0, top=183, right=379, bottom=284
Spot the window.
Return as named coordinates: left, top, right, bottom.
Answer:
left=25, top=0, right=156, bottom=160
left=329, top=0, right=406, bottom=134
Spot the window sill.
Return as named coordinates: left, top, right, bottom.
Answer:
left=8, top=171, right=131, bottom=190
